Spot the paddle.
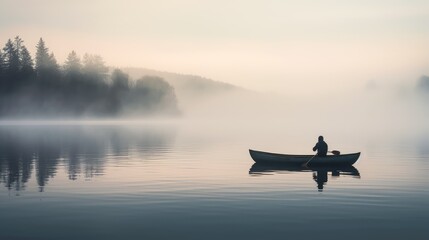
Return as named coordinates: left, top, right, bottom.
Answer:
left=303, top=154, right=317, bottom=167
left=303, top=150, right=341, bottom=167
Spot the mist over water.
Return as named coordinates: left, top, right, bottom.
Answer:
left=2, top=73, right=428, bottom=154
left=0, top=118, right=428, bottom=239
left=173, top=77, right=429, bottom=144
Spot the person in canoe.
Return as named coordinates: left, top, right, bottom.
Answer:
left=313, top=135, right=328, bottom=157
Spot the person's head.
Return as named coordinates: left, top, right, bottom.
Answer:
left=318, top=136, right=324, bottom=141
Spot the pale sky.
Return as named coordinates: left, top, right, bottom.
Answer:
left=1, top=0, right=429, bottom=94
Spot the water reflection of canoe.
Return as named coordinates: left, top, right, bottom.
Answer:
left=249, top=149, right=360, bottom=165
left=249, top=162, right=360, bottom=177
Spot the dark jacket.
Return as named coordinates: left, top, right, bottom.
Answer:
left=313, top=140, right=328, bottom=157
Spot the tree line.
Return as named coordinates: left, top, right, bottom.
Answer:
left=0, top=36, right=179, bottom=118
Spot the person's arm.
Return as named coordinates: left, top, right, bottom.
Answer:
left=313, top=142, right=319, bottom=151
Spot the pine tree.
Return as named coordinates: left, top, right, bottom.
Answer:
left=20, top=46, right=34, bottom=75
left=82, top=54, right=108, bottom=81
left=35, top=38, right=50, bottom=73
left=64, top=50, right=81, bottom=73
left=2, top=38, right=20, bottom=74
left=35, top=38, right=60, bottom=81
left=13, top=36, right=24, bottom=66
left=48, top=53, right=59, bottom=71
left=0, top=49, right=4, bottom=75
left=0, top=50, right=5, bottom=85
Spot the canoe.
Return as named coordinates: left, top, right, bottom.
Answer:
left=249, top=149, right=360, bottom=165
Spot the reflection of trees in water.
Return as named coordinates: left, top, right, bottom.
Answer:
left=60, top=129, right=108, bottom=181
left=0, top=130, right=35, bottom=191
left=0, top=125, right=175, bottom=191
left=35, top=136, right=61, bottom=191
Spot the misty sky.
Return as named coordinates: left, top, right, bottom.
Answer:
left=1, top=0, right=429, bottom=94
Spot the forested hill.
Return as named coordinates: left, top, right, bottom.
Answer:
left=0, top=36, right=248, bottom=119
left=0, top=37, right=179, bottom=118
left=122, top=68, right=244, bottom=106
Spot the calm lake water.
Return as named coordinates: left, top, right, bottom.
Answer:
left=0, top=122, right=428, bottom=240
